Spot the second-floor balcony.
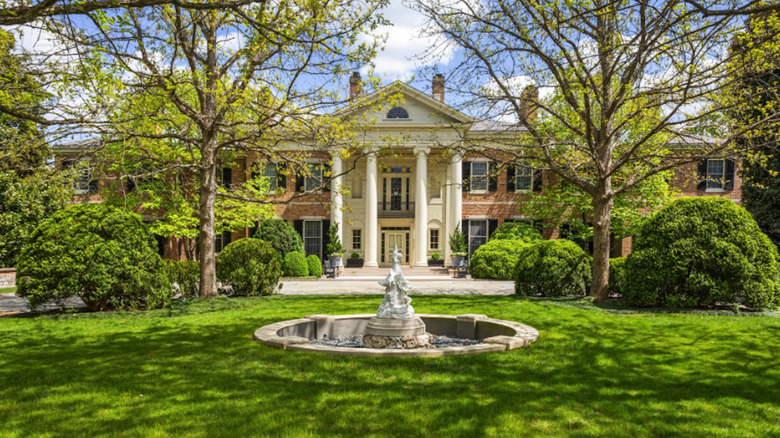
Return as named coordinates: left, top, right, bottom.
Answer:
left=378, top=201, right=415, bottom=218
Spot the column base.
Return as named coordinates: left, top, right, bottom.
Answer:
left=363, top=261, right=379, bottom=268
left=412, top=261, right=428, bottom=268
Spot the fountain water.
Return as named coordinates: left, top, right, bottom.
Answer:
left=363, top=247, right=431, bottom=349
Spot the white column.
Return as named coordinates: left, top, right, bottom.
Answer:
left=330, top=153, right=343, bottom=257
left=364, top=151, right=379, bottom=267
left=414, top=147, right=430, bottom=267
left=449, top=153, right=463, bottom=264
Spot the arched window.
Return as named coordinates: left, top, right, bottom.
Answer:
left=386, top=106, right=409, bottom=119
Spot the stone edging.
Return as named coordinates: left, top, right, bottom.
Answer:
left=253, top=313, right=539, bottom=357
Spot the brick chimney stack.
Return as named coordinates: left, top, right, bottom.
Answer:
left=432, top=74, right=445, bottom=102
left=349, top=72, right=362, bottom=100
left=520, top=85, right=538, bottom=125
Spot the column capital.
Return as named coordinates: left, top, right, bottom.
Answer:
left=414, top=146, right=430, bottom=157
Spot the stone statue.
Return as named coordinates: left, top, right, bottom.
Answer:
left=376, top=246, right=414, bottom=319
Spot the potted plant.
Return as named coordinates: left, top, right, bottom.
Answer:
left=346, top=252, right=364, bottom=268
left=428, top=252, right=444, bottom=267
left=449, top=223, right=468, bottom=267
left=325, top=222, right=345, bottom=268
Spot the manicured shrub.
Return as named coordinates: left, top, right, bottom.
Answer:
left=470, top=240, right=530, bottom=280
left=253, top=218, right=303, bottom=257
left=216, top=238, right=281, bottom=296
left=430, top=252, right=441, bottom=260
left=490, top=221, right=544, bottom=243
left=307, top=255, right=322, bottom=277
left=623, top=197, right=780, bottom=309
left=513, top=240, right=591, bottom=297
left=165, top=259, right=200, bottom=298
left=16, top=203, right=171, bottom=311
left=608, top=257, right=626, bottom=296
left=283, top=251, right=309, bottom=277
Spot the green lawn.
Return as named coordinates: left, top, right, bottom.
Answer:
left=1, top=296, right=778, bottom=437
left=0, top=287, right=15, bottom=294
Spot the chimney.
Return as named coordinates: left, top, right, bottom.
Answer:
left=349, top=72, right=362, bottom=100
left=520, top=85, right=538, bottom=125
left=432, top=74, right=445, bottom=102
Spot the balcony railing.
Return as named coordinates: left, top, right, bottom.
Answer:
left=378, top=201, right=415, bottom=218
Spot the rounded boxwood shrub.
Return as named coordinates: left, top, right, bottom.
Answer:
left=16, top=203, right=171, bottom=311
left=165, top=259, right=200, bottom=298
left=470, top=240, right=530, bottom=279
left=490, top=222, right=544, bottom=243
left=513, top=240, right=591, bottom=297
left=623, top=197, right=780, bottom=309
left=216, top=238, right=281, bottom=296
left=253, top=218, right=304, bottom=257
left=608, top=257, right=626, bottom=296
left=283, top=251, right=309, bottom=277
left=307, top=255, right=322, bottom=277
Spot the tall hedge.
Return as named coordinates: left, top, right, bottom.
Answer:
left=470, top=240, right=529, bottom=279
left=253, top=218, right=304, bottom=257
left=165, top=259, right=200, bottom=298
left=216, top=238, right=281, bottom=296
left=283, top=251, right=309, bottom=277
left=513, top=240, right=591, bottom=297
left=16, top=204, right=171, bottom=311
left=490, top=221, right=544, bottom=243
left=623, top=197, right=780, bottom=309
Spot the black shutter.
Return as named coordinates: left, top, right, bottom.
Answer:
left=277, top=163, right=286, bottom=192
left=293, top=220, right=304, bottom=247
left=507, top=166, right=516, bottom=192
left=488, top=162, right=498, bottom=191
left=88, top=178, right=98, bottom=193
left=126, top=178, right=136, bottom=193
left=462, top=161, right=470, bottom=191
left=322, top=220, right=331, bottom=258
left=223, top=230, right=232, bottom=247
left=323, top=162, right=332, bottom=192
left=250, top=162, right=260, bottom=180
left=462, top=220, right=469, bottom=253
left=295, top=171, right=304, bottom=192
left=222, top=167, right=232, bottom=190
left=725, top=158, right=735, bottom=190
left=248, top=221, right=259, bottom=239
left=488, top=219, right=498, bottom=240
left=532, top=169, right=543, bottom=192
left=697, top=160, right=707, bottom=190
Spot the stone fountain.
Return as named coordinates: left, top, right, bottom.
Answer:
left=362, top=247, right=431, bottom=349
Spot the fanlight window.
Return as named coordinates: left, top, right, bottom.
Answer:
left=386, top=107, right=409, bottom=119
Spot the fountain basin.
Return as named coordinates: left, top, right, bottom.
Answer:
left=253, top=313, right=539, bottom=357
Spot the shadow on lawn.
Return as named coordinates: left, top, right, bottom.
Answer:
left=0, top=296, right=778, bottom=436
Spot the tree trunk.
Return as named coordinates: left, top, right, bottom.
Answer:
left=198, top=142, right=218, bottom=297
left=591, top=184, right=614, bottom=302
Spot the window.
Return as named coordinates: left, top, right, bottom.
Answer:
left=515, top=165, right=533, bottom=191
left=305, top=163, right=324, bottom=191
left=215, top=230, right=232, bottom=253
left=706, top=158, right=725, bottom=190
left=63, top=159, right=97, bottom=194
left=352, top=229, right=362, bottom=250
left=469, top=220, right=488, bottom=254
left=470, top=162, right=489, bottom=191
left=386, top=107, right=409, bottom=119
left=429, top=229, right=439, bottom=250
left=218, top=167, right=232, bottom=190
left=252, top=163, right=278, bottom=191
left=304, top=220, right=322, bottom=258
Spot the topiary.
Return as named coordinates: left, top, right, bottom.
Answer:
left=513, top=240, right=592, bottom=297
left=490, top=222, right=544, bottom=243
left=165, top=259, right=200, bottom=298
left=608, top=257, right=626, bottom=297
left=16, top=203, right=171, bottom=311
left=307, top=255, right=322, bottom=277
left=253, top=218, right=304, bottom=257
left=283, top=251, right=309, bottom=277
left=470, top=240, right=530, bottom=279
left=623, top=197, right=780, bottom=309
left=216, top=238, right=281, bottom=296
left=325, top=222, right=345, bottom=256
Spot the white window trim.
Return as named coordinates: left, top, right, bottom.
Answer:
left=469, top=161, right=490, bottom=193
left=705, top=158, right=726, bottom=193
left=429, top=228, right=440, bottom=251
left=515, top=165, right=534, bottom=193
left=352, top=229, right=362, bottom=250
left=468, top=219, right=489, bottom=253
left=304, top=161, right=325, bottom=193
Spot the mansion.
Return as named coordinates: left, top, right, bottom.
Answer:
left=54, top=74, right=742, bottom=267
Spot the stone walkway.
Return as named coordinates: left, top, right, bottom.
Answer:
left=0, top=277, right=513, bottom=314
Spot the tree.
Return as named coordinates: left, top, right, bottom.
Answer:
left=0, top=29, right=72, bottom=267
left=733, top=12, right=780, bottom=247
left=412, top=0, right=780, bottom=300
left=28, top=1, right=387, bottom=296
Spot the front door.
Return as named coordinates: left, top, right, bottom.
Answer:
left=385, top=232, right=406, bottom=264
